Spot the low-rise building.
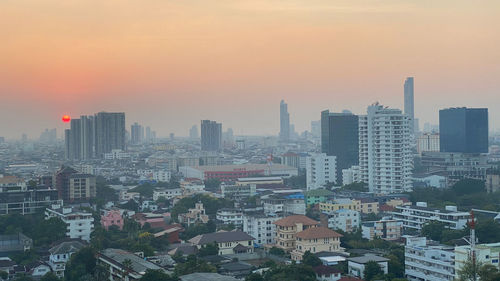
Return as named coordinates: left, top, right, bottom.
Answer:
left=454, top=242, right=500, bottom=280
left=319, top=199, right=360, bottom=214
left=189, top=231, right=255, bottom=255
left=305, top=189, right=333, bottom=206
left=216, top=209, right=243, bottom=226
left=48, top=240, right=86, bottom=277
left=45, top=204, right=94, bottom=241
left=274, top=215, right=319, bottom=252
left=178, top=202, right=209, bottom=226
left=342, top=166, right=361, bottom=186
left=101, top=209, right=124, bottom=230
left=97, top=248, right=168, bottom=280
left=242, top=213, right=281, bottom=245
left=347, top=255, right=389, bottom=279
left=0, top=233, right=32, bottom=256
left=306, top=153, right=337, bottom=190
left=404, top=236, right=455, bottom=281
left=327, top=209, right=360, bottom=233
left=153, top=188, right=182, bottom=201
left=313, top=265, right=342, bottom=281
left=291, top=227, right=343, bottom=261
left=221, top=184, right=256, bottom=201
left=390, top=203, right=470, bottom=231
left=361, top=219, right=402, bottom=241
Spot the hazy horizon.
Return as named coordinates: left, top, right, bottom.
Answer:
left=2, top=0, right=500, bottom=139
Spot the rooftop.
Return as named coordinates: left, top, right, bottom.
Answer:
left=274, top=215, right=319, bottom=227
left=180, top=273, right=239, bottom=281
left=99, top=248, right=163, bottom=274
left=348, top=255, right=389, bottom=264
left=186, top=164, right=295, bottom=172
left=189, top=231, right=254, bottom=245
left=296, top=227, right=342, bottom=239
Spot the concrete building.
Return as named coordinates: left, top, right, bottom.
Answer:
left=130, top=122, right=144, bottom=144
left=201, top=120, right=222, bottom=152
left=417, top=133, right=440, bottom=155
left=359, top=103, right=413, bottom=194
left=68, top=174, right=96, bottom=202
left=327, top=209, right=360, bottom=233
left=404, top=77, right=415, bottom=134
left=320, top=198, right=378, bottom=215
left=305, top=189, right=333, bottom=206
left=405, top=236, right=455, bottom=281
left=454, top=242, right=500, bottom=280
left=177, top=202, right=209, bottom=226
left=216, top=209, right=243, bottom=226
left=439, top=107, right=488, bottom=154
left=321, top=110, right=359, bottom=184
left=348, top=255, right=389, bottom=279
left=101, top=209, right=124, bottom=230
left=179, top=164, right=298, bottom=181
left=221, top=184, right=256, bottom=201
left=45, top=204, right=94, bottom=241
left=342, top=165, right=361, bottom=186
left=361, top=219, right=402, bottom=241
left=94, top=112, right=126, bottom=158
left=390, top=203, right=470, bottom=231
left=0, top=233, right=32, bottom=256
left=152, top=188, right=182, bottom=201
left=486, top=171, right=500, bottom=193
left=291, top=227, right=343, bottom=261
left=242, top=213, right=281, bottom=245
left=306, top=153, right=337, bottom=190
left=48, top=240, right=86, bottom=277
left=274, top=215, right=319, bottom=252
left=189, top=125, right=199, bottom=139
left=280, top=100, right=290, bottom=143
left=281, top=152, right=300, bottom=169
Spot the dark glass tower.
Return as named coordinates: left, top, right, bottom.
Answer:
left=201, top=120, right=222, bottom=151
left=321, top=110, right=359, bottom=184
left=439, top=107, right=488, bottom=153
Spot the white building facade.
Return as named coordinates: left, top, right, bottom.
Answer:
left=216, top=209, right=244, bottom=226
left=358, top=103, right=413, bottom=194
left=327, top=209, right=360, bottom=233
left=242, top=214, right=281, bottom=245
left=45, top=205, right=94, bottom=241
left=405, top=237, right=455, bottom=281
left=306, top=153, right=336, bottom=191
left=390, top=203, right=470, bottom=231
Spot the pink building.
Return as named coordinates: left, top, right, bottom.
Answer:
left=101, top=210, right=124, bottom=230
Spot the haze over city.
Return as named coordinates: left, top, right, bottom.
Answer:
left=2, top=0, right=500, bottom=138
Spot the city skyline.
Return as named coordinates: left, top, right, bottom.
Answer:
left=2, top=1, right=500, bottom=138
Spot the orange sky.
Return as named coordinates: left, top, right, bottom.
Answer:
left=1, top=0, right=499, bottom=138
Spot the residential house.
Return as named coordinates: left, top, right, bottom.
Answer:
left=101, top=209, right=124, bottom=230
left=313, top=265, right=342, bottom=281
left=188, top=231, right=255, bottom=255
left=361, top=219, right=402, bottom=241
left=347, top=255, right=389, bottom=279
left=291, top=227, right=343, bottom=261
left=178, top=202, right=209, bottom=226
left=274, top=215, right=319, bottom=252
left=48, top=240, right=86, bottom=277
left=45, top=205, right=94, bottom=241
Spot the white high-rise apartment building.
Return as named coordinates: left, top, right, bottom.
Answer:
left=242, top=214, right=281, bottom=245
left=306, top=153, right=336, bottom=190
left=359, top=103, right=413, bottom=194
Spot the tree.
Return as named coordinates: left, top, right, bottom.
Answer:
left=40, top=272, right=60, bottom=281
left=302, top=251, right=322, bottom=267
left=475, top=219, right=500, bottom=243
left=262, top=264, right=316, bottom=281
left=341, top=182, right=368, bottom=192
left=204, top=179, right=221, bottom=192
left=363, top=261, right=384, bottom=281
left=245, top=273, right=264, bottom=281
left=457, top=256, right=483, bottom=281
left=452, top=179, right=486, bottom=195
left=174, top=255, right=216, bottom=276
left=64, top=247, right=98, bottom=281
left=140, top=269, right=179, bottom=281
left=478, top=264, right=500, bottom=281
left=420, top=221, right=447, bottom=242
left=0, top=271, right=8, bottom=280
left=198, top=242, right=218, bottom=257
left=269, top=247, right=285, bottom=257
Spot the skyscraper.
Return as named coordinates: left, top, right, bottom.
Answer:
left=66, top=112, right=125, bottom=159
left=404, top=77, right=415, bottom=133
left=131, top=122, right=144, bottom=144
left=439, top=107, right=488, bottom=153
left=189, top=125, right=199, bottom=139
left=279, top=100, right=290, bottom=142
left=94, top=112, right=126, bottom=158
left=321, top=110, right=359, bottom=184
left=359, top=103, right=413, bottom=194
left=201, top=120, right=222, bottom=151
left=65, top=115, right=94, bottom=160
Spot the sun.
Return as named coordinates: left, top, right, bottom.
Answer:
left=62, top=115, right=71, bottom=123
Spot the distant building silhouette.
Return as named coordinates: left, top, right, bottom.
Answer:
left=280, top=100, right=290, bottom=142
left=404, top=77, right=415, bottom=134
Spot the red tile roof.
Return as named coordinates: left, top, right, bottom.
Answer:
left=274, top=215, right=319, bottom=227
left=296, top=227, right=342, bottom=239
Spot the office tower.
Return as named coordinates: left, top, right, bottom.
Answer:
left=359, top=103, right=413, bottom=194
left=321, top=110, right=359, bottom=185
left=145, top=126, right=151, bottom=142
left=404, top=77, right=415, bottom=134
left=279, top=100, right=290, bottom=142
left=310, top=120, right=321, bottom=138
left=94, top=112, right=126, bottom=157
left=201, top=120, right=222, bottom=151
left=306, top=153, right=337, bottom=190
left=190, top=125, right=199, bottom=139
left=131, top=122, right=144, bottom=144
left=65, top=116, right=94, bottom=160
left=439, top=107, right=488, bottom=153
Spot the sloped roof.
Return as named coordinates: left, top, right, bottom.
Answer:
left=189, top=231, right=254, bottom=245
left=274, top=215, right=319, bottom=227
left=49, top=241, right=86, bottom=255
left=313, top=265, right=342, bottom=275
left=296, top=227, right=342, bottom=239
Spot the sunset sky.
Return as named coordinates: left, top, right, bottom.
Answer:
left=1, top=0, right=499, bottom=139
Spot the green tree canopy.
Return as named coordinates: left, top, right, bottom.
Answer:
left=363, top=261, right=384, bottom=281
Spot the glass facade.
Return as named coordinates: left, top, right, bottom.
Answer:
left=439, top=107, right=488, bottom=153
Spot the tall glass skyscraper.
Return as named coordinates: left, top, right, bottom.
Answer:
left=321, top=110, right=359, bottom=185
left=201, top=120, right=222, bottom=151
left=439, top=107, right=488, bottom=153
